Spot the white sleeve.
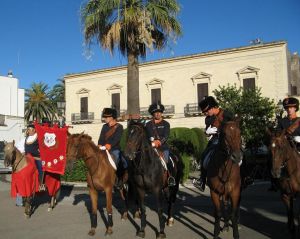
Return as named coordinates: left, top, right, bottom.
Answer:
left=15, top=138, right=25, bottom=153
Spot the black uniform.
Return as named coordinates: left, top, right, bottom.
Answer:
left=98, top=123, right=123, bottom=151
left=278, top=117, right=300, bottom=136
left=145, top=119, right=170, bottom=151
left=24, top=136, right=40, bottom=157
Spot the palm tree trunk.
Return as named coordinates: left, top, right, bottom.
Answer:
left=127, top=52, right=140, bottom=119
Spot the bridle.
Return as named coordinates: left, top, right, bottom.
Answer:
left=126, top=124, right=144, bottom=159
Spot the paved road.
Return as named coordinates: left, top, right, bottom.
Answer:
left=0, top=173, right=295, bottom=239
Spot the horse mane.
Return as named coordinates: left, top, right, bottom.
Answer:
left=71, top=133, right=100, bottom=153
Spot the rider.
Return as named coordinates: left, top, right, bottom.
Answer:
left=193, top=96, right=234, bottom=192
left=145, top=103, right=176, bottom=187
left=24, top=123, right=43, bottom=186
left=98, top=108, right=128, bottom=186
left=278, top=97, right=300, bottom=145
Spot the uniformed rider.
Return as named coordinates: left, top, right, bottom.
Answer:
left=145, top=103, right=176, bottom=187
left=193, top=96, right=234, bottom=191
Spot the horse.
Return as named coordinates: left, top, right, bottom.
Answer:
left=124, top=120, right=183, bottom=239
left=269, top=129, right=300, bottom=237
left=206, top=120, right=243, bottom=239
left=3, top=141, right=61, bottom=217
left=66, top=133, right=128, bottom=236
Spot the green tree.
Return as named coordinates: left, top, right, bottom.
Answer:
left=25, top=82, right=56, bottom=122
left=213, top=84, right=276, bottom=147
left=49, top=78, right=65, bottom=116
left=81, top=0, right=182, bottom=116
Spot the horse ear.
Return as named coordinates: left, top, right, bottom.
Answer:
left=233, top=114, right=241, bottom=127
left=12, top=140, right=15, bottom=146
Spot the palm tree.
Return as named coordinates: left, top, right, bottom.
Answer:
left=81, top=0, right=182, bottom=117
left=25, top=82, right=56, bottom=122
left=49, top=78, right=65, bottom=116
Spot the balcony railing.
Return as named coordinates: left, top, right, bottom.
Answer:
left=116, top=105, right=175, bottom=120
left=71, top=112, right=94, bottom=124
left=184, top=103, right=203, bottom=117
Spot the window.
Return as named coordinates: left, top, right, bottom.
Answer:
left=80, top=97, right=88, bottom=120
left=291, top=85, right=297, bottom=95
left=151, top=88, right=161, bottom=104
left=0, top=115, right=5, bottom=126
left=112, top=93, right=120, bottom=117
left=243, top=78, right=255, bottom=91
left=197, top=83, right=208, bottom=103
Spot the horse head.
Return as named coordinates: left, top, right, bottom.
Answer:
left=222, top=120, right=243, bottom=164
left=66, top=132, right=86, bottom=161
left=124, top=120, right=146, bottom=160
left=269, top=129, right=288, bottom=178
left=3, top=141, right=16, bottom=167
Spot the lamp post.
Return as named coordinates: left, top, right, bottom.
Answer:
left=276, top=99, right=284, bottom=120
left=57, top=101, right=66, bottom=127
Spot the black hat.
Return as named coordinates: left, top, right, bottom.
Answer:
left=148, top=103, right=165, bottom=115
left=283, top=97, right=299, bottom=111
left=42, top=117, right=51, bottom=124
left=199, top=96, right=219, bottom=113
left=102, top=108, right=117, bottom=119
left=27, top=122, right=35, bottom=129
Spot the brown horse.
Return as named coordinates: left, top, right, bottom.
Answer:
left=270, top=129, right=300, bottom=238
left=4, top=141, right=61, bottom=216
left=67, top=133, right=123, bottom=236
left=206, top=120, right=242, bottom=239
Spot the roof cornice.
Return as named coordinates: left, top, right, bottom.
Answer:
left=64, top=41, right=287, bottom=80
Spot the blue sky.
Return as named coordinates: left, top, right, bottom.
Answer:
left=0, top=0, right=299, bottom=90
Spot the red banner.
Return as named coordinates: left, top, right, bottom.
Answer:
left=35, top=123, right=68, bottom=175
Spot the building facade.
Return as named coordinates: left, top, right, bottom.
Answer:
left=64, top=41, right=299, bottom=141
left=0, top=71, right=25, bottom=142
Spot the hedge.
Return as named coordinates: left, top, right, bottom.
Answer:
left=63, top=127, right=207, bottom=182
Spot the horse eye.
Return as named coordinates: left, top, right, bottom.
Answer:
left=272, top=143, right=276, bottom=148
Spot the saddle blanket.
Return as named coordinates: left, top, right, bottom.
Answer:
left=11, top=155, right=39, bottom=197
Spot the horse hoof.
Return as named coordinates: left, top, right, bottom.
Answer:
left=24, top=213, right=31, bottom=219
left=88, top=229, right=96, bottom=236
left=105, top=227, right=113, bottom=236
left=166, top=218, right=174, bottom=227
left=156, top=232, right=166, bottom=239
left=136, top=230, right=145, bottom=238
left=121, top=212, right=128, bottom=221
left=222, top=225, right=229, bottom=232
left=134, top=211, right=141, bottom=219
left=47, top=207, right=53, bottom=212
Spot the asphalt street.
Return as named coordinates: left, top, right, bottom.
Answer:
left=0, top=173, right=297, bottom=239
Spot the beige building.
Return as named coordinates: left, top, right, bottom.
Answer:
left=64, top=41, right=299, bottom=141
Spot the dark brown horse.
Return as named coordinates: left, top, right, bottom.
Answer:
left=206, top=120, right=242, bottom=239
left=4, top=141, right=61, bottom=217
left=124, top=121, right=183, bottom=239
left=270, top=129, right=300, bottom=238
left=67, top=133, right=125, bottom=236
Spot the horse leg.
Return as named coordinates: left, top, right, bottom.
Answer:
left=282, top=195, right=295, bottom=233
left=210, top=191, right=221, bottom=239
left=88, top=188, right=98, bottom=236
left=136, top=189, right=146, bottom=238
left=166, top=186, right=178, bottom=227
left=230, top=194, right=241, bottom=239
left=222, top=197, right=230, bottom=232
left=104, top=187, right=113, bottom=236
left=24, top=196, right=32, bottom=219
left=120, top=187, right=129, bottom=220
left=156, top=189, right=166, bottom=239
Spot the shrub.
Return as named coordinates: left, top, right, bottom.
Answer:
left=62, top=159, right=87, bottom=182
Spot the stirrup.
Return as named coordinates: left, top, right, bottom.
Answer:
left=193, top=178, right=205, bottom=192
left=168, top=176, right=176, bottom=187
left=39, top=184, right=46, bottom=192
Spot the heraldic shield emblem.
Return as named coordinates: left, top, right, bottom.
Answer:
left=34, top=122, right=68, bottom=175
